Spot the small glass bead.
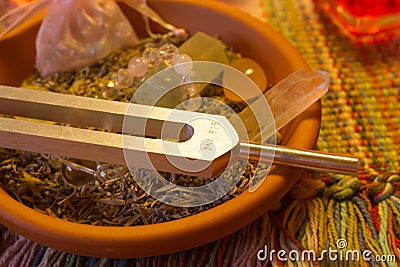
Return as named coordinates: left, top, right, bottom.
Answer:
left=181, top=92, right=202, bottom=111
left=142, top=47, right=161, bottom=67
left=159, top=43, right=179, bottom=64
left=61, top=159, right=97, bottom=187
left=182, top=70, right=201, bottom=83
left=182, top=70, right=201, bottom=94
left=102, top=80, right=119, bottom=100
left=114, top=68, right=134, bottom=88
left=172, top=53, right=193, bottom=75
left=128, top=56, right=148, bottom=77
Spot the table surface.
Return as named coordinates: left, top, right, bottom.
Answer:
left=1, top=0, right=400, bottom=266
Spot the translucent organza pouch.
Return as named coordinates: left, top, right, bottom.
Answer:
left=0, top=0, right=179, bottom=76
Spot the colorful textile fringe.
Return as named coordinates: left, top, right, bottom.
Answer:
left=1, top=0, right=400, bottom=266
left=255, top=0, right=400, bottom=265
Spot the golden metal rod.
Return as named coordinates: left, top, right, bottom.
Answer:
left=239, top=142, right=359, bottom=175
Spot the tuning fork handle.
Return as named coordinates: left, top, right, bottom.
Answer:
left=239, top=142, right=360, bottom=175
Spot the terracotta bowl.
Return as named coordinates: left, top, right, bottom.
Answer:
left=0, top=0, right=320, bottom=258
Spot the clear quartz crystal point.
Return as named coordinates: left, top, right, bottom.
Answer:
left=242, top=70, right=330, bottom=143
left=266, top=70, right=329, bottom=135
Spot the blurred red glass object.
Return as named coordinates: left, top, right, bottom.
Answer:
left=320, top=0, right=400, bottom=38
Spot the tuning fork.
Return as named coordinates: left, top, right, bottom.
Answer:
left=0, top=85, right=359, bottom=179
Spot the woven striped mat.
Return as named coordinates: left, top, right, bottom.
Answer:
left=1, top=0, right=400, bottom=266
